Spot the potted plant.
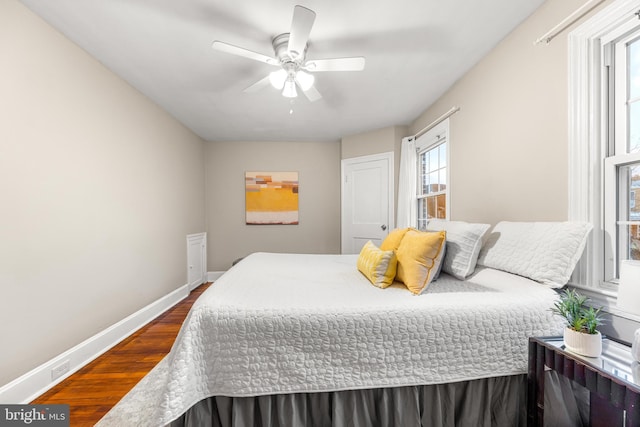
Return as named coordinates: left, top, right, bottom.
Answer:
left=551, top=289, right=604, bottom=357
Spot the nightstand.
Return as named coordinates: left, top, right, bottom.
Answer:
left=528, top=336, right=640, bottom=426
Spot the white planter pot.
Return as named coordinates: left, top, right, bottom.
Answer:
left=563, top=327, right=602, bottom=358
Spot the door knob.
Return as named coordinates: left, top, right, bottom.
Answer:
left=381, top=225, right=387, bottom=231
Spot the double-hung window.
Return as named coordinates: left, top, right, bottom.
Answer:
left=604, top=28, right=640, bottom=283
left=569, top=0, right=640, bottom=295
left=415, top=120, right=449, bottom=230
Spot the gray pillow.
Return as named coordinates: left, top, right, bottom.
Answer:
left=426, top=219, right=490, bottom=280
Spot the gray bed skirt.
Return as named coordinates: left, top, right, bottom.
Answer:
left=169, top=375, right=527, bottom=427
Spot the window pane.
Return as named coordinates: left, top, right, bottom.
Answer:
left=618, top=163, right=640, bottom=263
left=436, top=194, right=446, bottom=219
left=620, top=224, right=640, bottom=261
left=627, top=224, right=640, bottom=262
left=429, top=171, right=438, bottom=192
left=630, top=101, right=640, bottom=153
left=418, top=195, right=444, bottom=227
left=422, top=151, right=428, bottom=175
left=439, top=144, right=447, bottom=168
left=439, top=169, right=447, bottom=192
left=422, top=152, right=428, bottom=172
left=427, top=196, right=436, bottom=218
left=622, top=164, right=640, bottom=220
left=417, top=198, right=427, bottom=230
left=423, top=170, right=430, bottom=194
left=629, top=38, right=640, bottom=100
left=428, top=150, right=436, bottom=172
left=419, top=152, right=427, bottom=195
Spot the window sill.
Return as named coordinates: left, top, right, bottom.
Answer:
left=568, top=283, right=640, bottom=323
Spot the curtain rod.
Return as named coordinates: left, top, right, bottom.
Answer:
left=534, top=0, right=605, bottom=45
left=412, top=106, right=460, bottom=140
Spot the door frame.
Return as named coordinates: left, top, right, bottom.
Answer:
left=341, top=152, right=395, bottom=253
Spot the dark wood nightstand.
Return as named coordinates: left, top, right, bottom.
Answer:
left=528, top=336, right=640, bottom=426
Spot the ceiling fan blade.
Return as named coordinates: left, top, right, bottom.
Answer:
left=304, top=57, right=366, bottom=72
left=302, top=85, right=322, bottom=102
left=243, top=75, right=272, bottom=93
left=288, top=5, right=316, bottom=60
left=212, top=41, right=279, bottom=65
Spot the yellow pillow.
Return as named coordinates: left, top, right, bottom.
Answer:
left=395, top=230, right=446, bottom=295
left=357, top=241, right=398, bottom=288
left=380, top=227, right=411, bottom=251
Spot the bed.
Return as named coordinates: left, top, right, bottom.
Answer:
left=97, top=220, right=592, bottom=427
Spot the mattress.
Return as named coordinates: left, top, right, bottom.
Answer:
left=147, top=252, right=564, bottom=425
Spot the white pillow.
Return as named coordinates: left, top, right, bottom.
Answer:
left=426, top=219, right=490, bottom=280
left=477, top=221, right=593, bottom=287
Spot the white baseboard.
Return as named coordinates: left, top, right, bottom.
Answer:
left=207, top=271, right=226, bottom=282
left=0, top=283, right=191, bottom=404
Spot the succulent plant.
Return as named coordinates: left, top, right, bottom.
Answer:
left=551, top=289, right=604, bottom=335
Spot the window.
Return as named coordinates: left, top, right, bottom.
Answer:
left=604, top=28, right=640, bottom=283
left=569, top=0, right=640, bottom=292
left=415, top=121, right=449, bottom=230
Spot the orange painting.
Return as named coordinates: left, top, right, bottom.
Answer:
left=245, top=172, right=299, bottom=224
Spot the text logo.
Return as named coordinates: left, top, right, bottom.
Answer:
left=0, top=405, right=69, bottom=427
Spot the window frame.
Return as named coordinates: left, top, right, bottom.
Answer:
left=415, top=119, right=450, bottom=229
left=602, top=28, right=640, bottom=285
left=568, top=0, right=640, bottom=300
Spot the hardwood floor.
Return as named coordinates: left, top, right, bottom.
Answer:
left=31, top=282, right=212, bottom=426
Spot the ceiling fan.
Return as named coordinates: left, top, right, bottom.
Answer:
left=212, top=5, right=365, bottom=102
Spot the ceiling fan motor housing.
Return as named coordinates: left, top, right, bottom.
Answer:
left=272, top=33, right=307, bottom=65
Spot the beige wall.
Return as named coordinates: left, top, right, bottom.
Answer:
left=0, top=0, right=206, bottom=387
left=205, top=141, right=341, bottom=270
left=337, top=1, right=610, bottom=226
left=341, top=126, right=404, bottom=160
left=410, top=0, right=610, bottom=225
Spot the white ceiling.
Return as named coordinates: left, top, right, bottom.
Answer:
left=19, top=0, right=544, bottom=142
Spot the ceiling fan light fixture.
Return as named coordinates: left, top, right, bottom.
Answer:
left=295, top=70, right=314, bottom=91
left=282, top=79, right=297, bottom=98
left=269, top=69, right=287, bottom=90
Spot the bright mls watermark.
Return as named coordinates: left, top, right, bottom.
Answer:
left=0, top=405, right=69, bottom=426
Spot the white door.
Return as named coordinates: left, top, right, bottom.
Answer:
left=341, top=152, right=394, bottom=254
left=187, top=233, right=207, bottom=290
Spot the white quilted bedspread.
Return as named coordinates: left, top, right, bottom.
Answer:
left=139, top=253, right=564, bottom=425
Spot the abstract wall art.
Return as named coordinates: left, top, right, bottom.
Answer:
left=245, top=171, right=299, bottom=225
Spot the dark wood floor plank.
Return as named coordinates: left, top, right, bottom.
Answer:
left=31, top=282, right=211, bottom=426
